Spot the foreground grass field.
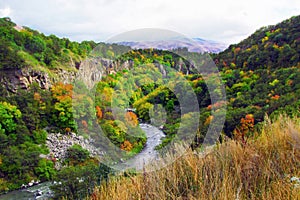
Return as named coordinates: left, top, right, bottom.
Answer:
left=91, top=115, right=300, bottom=200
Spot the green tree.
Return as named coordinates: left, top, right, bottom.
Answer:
left=50, top=164, right=99, bottom=200
left=0, top=101, right=21, bottom=135
left=34, top=159, right=56, bottom=181
left=24, top=35, right=46, bottom=53
left=66, top=144, right=90, bottom=165
left=0, top=38, right=25, bottom=69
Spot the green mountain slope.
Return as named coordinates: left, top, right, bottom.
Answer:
left=0, top=17, right=130, bottom=73
left=0, top=17, right=93, bottom=70
left=0, top=15, right=299, bottom=197
left=215, top=15, right=300, bottom=71
left=92, top=15, right=300, bottom=147
left=211, top=15, right=300, bottom=135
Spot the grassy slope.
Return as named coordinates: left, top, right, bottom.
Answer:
left=92, top=115, right=300, bottom=200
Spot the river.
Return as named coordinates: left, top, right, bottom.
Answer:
left=0, top=182, right=53, bottom=200
left=0, top=124, right=165, bottom=200
left=114, top=123, right=165, bottom=171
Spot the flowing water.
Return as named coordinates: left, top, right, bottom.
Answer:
left=0, top=124, right=165, bottom=200
left=114, top=123, right=165, bottom=171
left=0, top=182, right=53, bottom=200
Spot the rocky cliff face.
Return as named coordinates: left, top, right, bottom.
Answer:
left=0, top=68, right=51, bottom=93
left=76, top=58, right=133, bottom=89
left=0, top=57, right=134, bottom=93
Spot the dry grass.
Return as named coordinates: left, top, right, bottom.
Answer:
left=91, top=115, right=300, bottom=200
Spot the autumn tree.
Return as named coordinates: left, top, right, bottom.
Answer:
left=95, top=106, right=103, bottom=119
left=51, top=82, right=77, bottom=132
left=120, top=140, right=133, bottom=151
left=125, top=111, right=138, bottom=127
left=234, top=114, right=254, bottom=145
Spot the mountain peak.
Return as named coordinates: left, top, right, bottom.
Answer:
left=115, top=37, right=228, bottom=53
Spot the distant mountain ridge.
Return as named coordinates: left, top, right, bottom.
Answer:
left=116, top=37, right=228, bottom=53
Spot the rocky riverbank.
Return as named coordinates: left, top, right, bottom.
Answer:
left=46, top=133, right=105, bottom=169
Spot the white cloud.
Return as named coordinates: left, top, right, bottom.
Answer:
left=0, top=6, right=11, bottom=17
left=0, top=0, right=299, bottom=44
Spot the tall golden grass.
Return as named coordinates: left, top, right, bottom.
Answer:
left=91, top=115, right=300, bottom=200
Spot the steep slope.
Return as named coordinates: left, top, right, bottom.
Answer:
left=108, top=15, right=300, bottom=143
left=0, top=17, right=133, bottom=193
left=0, top=17, right=92, bottom=70
left=211, top=15, right=300, bottom=135
left=0, top=17, right=131, bottom=92
left=214, top=15, right=300, bottom=71
left=0, top=15, right=299, bottom=197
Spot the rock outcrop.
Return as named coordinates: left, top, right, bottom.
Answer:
left=75, top=58, right=133, bottom=89
left=0, top=69, right=51, bottom=93
left=0, top=57, right=134, bottom=93
left=46, top=132, right=104, bottom=169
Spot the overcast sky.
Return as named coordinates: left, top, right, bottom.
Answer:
left=0, top=0, right=299, bottom=44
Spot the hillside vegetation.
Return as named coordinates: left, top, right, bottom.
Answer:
left=0, top=17, right=131, bottom=193
left=94, top=15, right=300, bottom=147
left=0, top=17, right=130, bottom=74
left=215, top=15, right=300, bottom=71
left=92, top=115, right=300, bottom=200
left=0, top=15, right=299, bottom=199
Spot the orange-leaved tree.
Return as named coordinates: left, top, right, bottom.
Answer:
left=125, top=112, right=138, bottom=127
left=95, top=106, right=103, bottom=120
left=120, top=140, right=133, bottom=151
left=234, top=114, right=254, bottom=145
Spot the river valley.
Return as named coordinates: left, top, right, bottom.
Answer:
left=0, top=124, right=165, bottom=200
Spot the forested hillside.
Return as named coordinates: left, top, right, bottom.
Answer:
left=0, top=15, right=299, bottom=199
left=96, top=16, right=300, bottom=147
left=212, top=15, right=300, bottom=135
left=0, top=17, right=131, bottom=194
left=215, top=15, right=300, bottom=71
left=0, top=17, right=130, bottom=72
